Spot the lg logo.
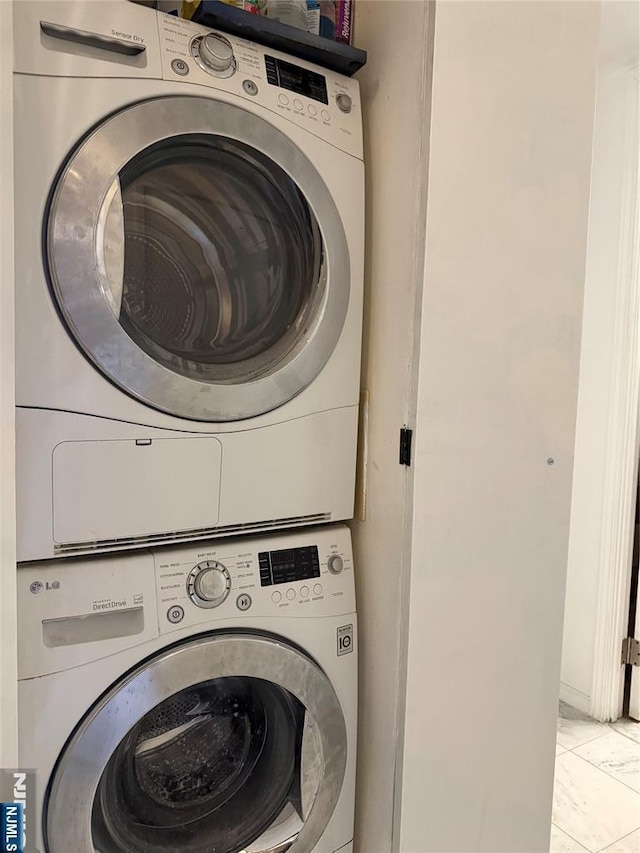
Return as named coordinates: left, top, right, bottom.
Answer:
left=337, top=624, right=354, bottom=656
left=29, top=580, right=60, bottom=594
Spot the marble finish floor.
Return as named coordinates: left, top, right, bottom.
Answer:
left=551, top=703, right=640, bottom=852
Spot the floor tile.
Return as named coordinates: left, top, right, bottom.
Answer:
left=553, top=752, right=640, bottom=852
left=612, top=719, right=640, bottom=746
left=557, top=702, right=609, bottom=750
left=549, top=824, right=589, bottom=852
left=557, top=743, right=568, bottom=756
left=603, top=828, right=640, bottom=852
left=574, top=731, right=640, bottom=794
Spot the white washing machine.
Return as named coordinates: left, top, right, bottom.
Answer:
left=13, top=1, right=364, bottom=562
left=17, top=524, right=357, bottom=853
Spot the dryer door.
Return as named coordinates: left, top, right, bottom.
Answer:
left=44, top=633, right=347, bottom=853
left=45, top=96, right=350, bottom=422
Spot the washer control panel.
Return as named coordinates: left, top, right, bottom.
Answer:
left=157, top=12, right=362, bottom=160
left=154, top=524, right=354, bottom=632
left=16, top=525, right=353, bottom=678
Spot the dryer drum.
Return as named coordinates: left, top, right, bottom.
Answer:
left=115, top=135, right=323, bottom=376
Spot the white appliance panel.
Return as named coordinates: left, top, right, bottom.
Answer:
left=18, top=525, right=357, bottom=853
left=13, top=0, right=364, bottom=560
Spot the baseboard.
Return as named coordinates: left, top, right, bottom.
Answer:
left=559, top=682, right=591, bottom=716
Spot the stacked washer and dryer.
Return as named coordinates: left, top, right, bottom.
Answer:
left=13, top=2, right=364, bottom=852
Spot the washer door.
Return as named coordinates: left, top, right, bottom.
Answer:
left=45, top=96, right=350, bottom=422
left=45, top=634, right=348, bottom=853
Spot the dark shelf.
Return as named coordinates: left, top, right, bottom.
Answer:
left=191, top=1, right=367, bottom=77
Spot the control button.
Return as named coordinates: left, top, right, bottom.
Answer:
left=336, top=93, right=352, bottom=113
left=313, top=583, right=323, bottom=596
left=167, top=605, right=184, bottom=624
left=278, top=93, right=290, bottom=105
left=308, top=104, right=318, bottom=116
left=187, top=561, right=231, bottom=609
left=321, top=109, right=330, bottom=121
left=195, top=568, right=228, bottom=601
left=199, top=33, right=235, bottom=74
left=328, top=554, right=344, bottom=575
left=271, top=590, right=282, bottom=604
left=243, top=79, right=258, bottom=96
left=293, top=98, right=303, bottom=110
left=171, top=58, right=190, bottom=76
left=286, top=588, right=296, bottom=601
left=301, top=585, right=310, bottom=598
left=236, top=593, right=252, bottom=611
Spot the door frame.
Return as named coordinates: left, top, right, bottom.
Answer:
left=585, top=49, right=640, bottom=721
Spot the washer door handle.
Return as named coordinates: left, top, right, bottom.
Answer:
left=40, top=21, right=146, bottom=57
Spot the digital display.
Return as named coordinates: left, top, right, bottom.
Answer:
left=259, top=546, right=321, bottom=586
left=265, top=55, right=328, bottom=104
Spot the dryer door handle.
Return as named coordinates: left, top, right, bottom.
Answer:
left=40, top=21, right=147, bottom=57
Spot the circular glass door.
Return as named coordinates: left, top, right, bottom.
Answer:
left=46, top=96, right=350, bottom=422
left=109, top=136, right=323, bottom=384
left=93, top=677, right=305, bottom=853
left=44, top=634, right=347, bottom=853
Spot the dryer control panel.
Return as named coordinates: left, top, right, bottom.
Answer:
left=157, top=13, right=363, bottom=160
left=154, top=524, right=355, bottom=633
left=14, top=2, right=362, bottom=160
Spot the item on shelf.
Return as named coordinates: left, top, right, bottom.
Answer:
left=183, top=0, right=265, bottom=16
left=181, top=0, right=200, bottom=17
left=265, top=0, right=308, bottom=31
left=318, top=0, right=334, bottom=40
left=318, top=0, right=352, bottom=44
left=334, top=0, right=352, bottom=44
left=225, top=0, right=267, bottom=12
left=306, top=0, right=320, bottom=35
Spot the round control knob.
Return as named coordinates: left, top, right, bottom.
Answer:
left=193, top=33, right=236, bottom=77
left=195, top=568, right=227, bottom=601
left=187, top=560, right=231, bottom=608
left=327, top=554, right=344, bottom=575
left=336, top=93, right=352, bottom=114
left=200, top=33, right=234, bottom=72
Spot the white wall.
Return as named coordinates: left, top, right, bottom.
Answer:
left=560, top=0, right=640, bottom=718
left=398, top=3, right=601, bottom=851
left=350, top=3, right=433, bottom=851
left=0, top=0, right=18, bottom=768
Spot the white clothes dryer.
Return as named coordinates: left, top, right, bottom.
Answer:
left=17, top=524, right=357, bottom=853
left=13, top=1, right=364, bottom=561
